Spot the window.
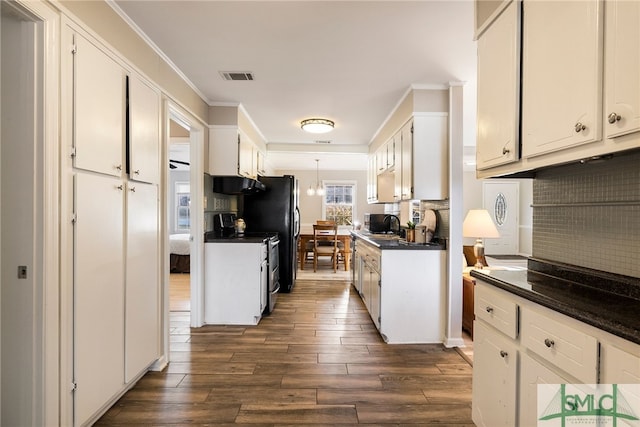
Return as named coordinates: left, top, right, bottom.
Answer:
left=323, top=182, right=356, bottom=227
left=175, top=182, right=190, bottom=231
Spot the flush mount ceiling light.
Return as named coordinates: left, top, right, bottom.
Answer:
left=301, top=118, right=334, bottom=134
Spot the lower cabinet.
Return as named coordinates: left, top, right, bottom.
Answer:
left=204, top=242, right=266, bottom=325
left=472, top=279, right=640, bottom=427
left=74, top=173, right=160, bottom=425
left=472, top=322, right=518, bottom=427
left=353, top=238, right=445, bottom=343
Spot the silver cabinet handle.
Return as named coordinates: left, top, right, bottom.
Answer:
left=133, top=170, right=140, bottom=175
left=500, top=350, right=508, bottom=358
left=502, top=147, right=510, bottom=155
left=129, top=187, right=136, bottom=193
left=544, top=338, right=555, bottom=348
left=116, top=184, right=123, bottom=191
left=485, top=306, right=494, bottom=313
left=115, top=164, right=122, bottom=171
left=574, top=122, right=586, bottom=133
left=608, top=112, right=622, bottom=124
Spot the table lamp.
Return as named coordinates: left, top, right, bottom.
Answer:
left=462, top=209, right=500, bottom=269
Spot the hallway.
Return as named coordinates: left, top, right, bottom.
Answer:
left=96, top=279, right=473, bottom=425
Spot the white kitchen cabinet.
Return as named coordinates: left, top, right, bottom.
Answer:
left=476, top=0, right=520, bottom=170
left=472, top=321, right=518, bottom=427
left=128, top=74, right=161, bottom=184
left=74, top=173, right=125, bottom=426
left=354, top=237, right=445, bottom=343
left=125, top=182, right=160, bottom=383
left=600, top=341, right=640, bottom=384
left=367, top=154, right=378, bottom=203
left=412, top=115, right=448, bottom=200
left=521, top=0, right=603, bottom=158
left=204, top=242, right=266, bottom=325
left=520, top=305, right=599, bottom=384
left=72, top=31, right=125, bottom=177
left=518, top=352, right=573, bottom=427
left=399, top=120, right=413, bottom=200
left=604, top=0, right=640, bottom=140
left=209, top=126, right=258, bottom=179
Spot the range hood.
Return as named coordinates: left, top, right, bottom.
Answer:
left=212, top=175, right=266, bottom=195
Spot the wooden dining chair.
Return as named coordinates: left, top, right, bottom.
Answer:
left=313, top=224, right=340, bottom=272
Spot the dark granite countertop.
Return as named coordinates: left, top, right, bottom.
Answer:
left=204, top=231, right=278, bottom=244
left=470, top=258, right=640, bottom=345
left=351, top=231, right=446, bottom=250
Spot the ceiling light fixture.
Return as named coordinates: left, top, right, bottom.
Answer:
left=301, top=118, right=334, bottom=134
left=307, top=159, right=325, bottom=196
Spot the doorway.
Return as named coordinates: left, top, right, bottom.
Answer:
left=165, top=105, right=204, bottom=331
left=168, top=119, right=192, bottom=313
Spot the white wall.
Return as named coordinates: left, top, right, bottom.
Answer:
left=274, top=169, right=384, bottom=227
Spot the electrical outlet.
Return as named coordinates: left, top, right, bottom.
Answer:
left=18, top=266, right=27, bottom=279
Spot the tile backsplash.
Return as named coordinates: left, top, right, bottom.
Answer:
left=532, top=150, right=640, bottom=278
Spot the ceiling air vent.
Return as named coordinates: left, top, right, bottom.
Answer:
left=220, top=71, right=254, bottom=81
left=315, top=140, right=331, bottom=144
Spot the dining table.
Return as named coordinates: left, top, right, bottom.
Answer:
left=298, top=225, right=351, bottom=271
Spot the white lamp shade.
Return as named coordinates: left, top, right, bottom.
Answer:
left=462, top=209, right=500, bottom=238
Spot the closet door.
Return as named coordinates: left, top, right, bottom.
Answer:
left=73, top=32, right=125, bottom=177
left=125, top=181, right=160, bottom=382
left=74, top=172, right=125, bottom=425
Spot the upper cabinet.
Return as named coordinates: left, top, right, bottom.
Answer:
left=73, top=32, right=125, bottom=177
left=476, top=0, right=640, bottom=178
left=208, top=126, right=260, bottom=179
left=368, top=114, right=448, bottom=203
left=521, top=0, right=603, bottom=158
left=604, top=0, right=640, bottom=140
left=71, top=32, right=160, bottom=184
left=476, top=0, right=520, bottom=170
left=128, top=75, right=161, bottom=184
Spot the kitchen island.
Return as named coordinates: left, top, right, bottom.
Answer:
left=351, top=231, right=447, bottom=344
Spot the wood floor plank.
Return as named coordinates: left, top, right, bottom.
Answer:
left=96, top=276, right=473, bottom=425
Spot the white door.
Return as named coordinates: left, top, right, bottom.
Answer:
left=483, top=181, right=519, bottom=255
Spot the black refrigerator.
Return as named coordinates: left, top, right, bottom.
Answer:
left=241, top=175, right=300, bottom=292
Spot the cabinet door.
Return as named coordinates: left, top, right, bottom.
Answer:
left=74, top=173, right=125, bottom=425
left=476, top=0, right=521, bottom=169
left=601, top=342, right=640, bottom=384
left=370, top=270, right=381, bottom=330
left=125, top=182, right=160, bottom=383
left=522, top=0, right=603, bottom=158
left=519, top=352, right=572, bottom=427
left=129, top=74, right=160, bottom=184
left=400, top=120, right=413, bottom=200
left=472, top=322, right=518, bottom=427
left=604, top=0, right=640, bottom=139
left=73, top=33, right=125, bottom=177
left=238, top=134, right=255, bottom=178
left=412, top=115, right=448, bottom=200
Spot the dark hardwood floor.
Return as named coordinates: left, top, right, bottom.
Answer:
left=96, top=277, right=473, bottom=425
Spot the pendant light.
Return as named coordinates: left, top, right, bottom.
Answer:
left=307, top=159, right=324, bottom=196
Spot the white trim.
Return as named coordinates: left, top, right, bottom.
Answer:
left=208, top=124, right=239, bottom=131
left=413, top=112, right=449, bottom=118
left=411, top=83, right=450, bottom=90
left=166, top=103, right=205, bottom=329
left=369, top=87, right=412, bottom=144
left=444, top=337, right=466, bottom=348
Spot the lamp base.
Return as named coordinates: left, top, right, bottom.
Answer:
left=473, top=238, right=485, bottom=269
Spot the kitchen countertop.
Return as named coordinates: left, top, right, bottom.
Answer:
left=470, top=258, right=640, bottom=345
left=204, top=231, right=278, bottom=244
left=351, top=231, right=446, bottom=250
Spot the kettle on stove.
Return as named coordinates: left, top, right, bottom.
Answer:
left=234, top=218, right=246, bottom=235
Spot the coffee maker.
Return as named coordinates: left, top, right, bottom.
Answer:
left=213, top=213, right=236, bottom=236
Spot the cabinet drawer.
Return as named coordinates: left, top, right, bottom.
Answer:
left=474, top=283, right=519, bottom=339
left=521, top=307, right=598, bottom=383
